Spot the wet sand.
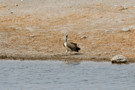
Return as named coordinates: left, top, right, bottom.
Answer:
left=1, top=0, right=135, bottom=62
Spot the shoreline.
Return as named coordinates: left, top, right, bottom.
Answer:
left=0, top=53, right=135, bottom=63
left=1, top=0, right=135, bottom=63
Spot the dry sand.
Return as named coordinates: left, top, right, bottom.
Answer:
left=1, top=0, right=135, bottom=62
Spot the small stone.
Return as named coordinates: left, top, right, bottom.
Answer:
left=81, top=36, right=87, bottom=39
left=96, top=38, right=100, bottom=40
left=114, top=5, right=118, bottom=7
left=119, top=6, right=128, bottom=11
left=111, top=55, right=128, bottom=63
left=29, top=35, right=35, bottom=38
left=105, top=30, right=111, bottom=33
left=101, top=33, right=104, bottom=35
left=10, top=11, right=13, bottom=14
left=25, top=27, right=34, bottom=31
left=121, top=27, right=131, bottom=32
left=104, top=52, right=107, bottom=55
left=15, top=4, right=19, bottom=6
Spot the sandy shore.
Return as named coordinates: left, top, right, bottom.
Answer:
left=1, top=0, right=135, bottom=62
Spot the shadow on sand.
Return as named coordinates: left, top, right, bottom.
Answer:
left=62, top=53, right=83, bottom=56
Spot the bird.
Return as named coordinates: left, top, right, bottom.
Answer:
left=63, top=34, right=80, bottom=54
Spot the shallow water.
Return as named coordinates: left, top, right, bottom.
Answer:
left=0, top=60, right=135, bottom=90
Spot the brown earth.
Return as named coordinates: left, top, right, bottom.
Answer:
left=1, top=0, right=135, bottom=62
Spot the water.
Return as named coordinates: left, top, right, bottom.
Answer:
left=0, top=60, right=135, bottom=90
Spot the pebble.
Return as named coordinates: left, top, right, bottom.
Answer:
left=121, top=27, right=132, bottom=32
left=119, top=5, right=128, bottom=11
left=15, top=4, right=19, bottom=7
left=10, top=11, right=13, bottom=14
left=81, top=36, right=87, bottom=39
left=25, top=27, right=34, bottom=31
left=104, top=52, right=107, bottom=55
left=29, top=35, right=35, bottom=38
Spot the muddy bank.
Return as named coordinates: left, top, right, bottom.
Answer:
left=1, top=0, right=135, bottom=62
left=0, top=52, right=135, bottom=63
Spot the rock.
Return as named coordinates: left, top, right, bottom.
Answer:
left=101, top=33, right=104, bottom=35
left=119, top=5, right=128, bottom=11
left=104, top=52, right=107, bottom=55
left=111, top=55, right=128, bottom=63
left=121, top=26, right=135, bottom=32
left=10, top=11, right=13, bottom=14
left=105, top=30, right=111, bottom=33
left=29, top=35, right=34, bottom=37
left=81, top=36, right=87, bottom=39
left=121, top=27, right=131, bottom=32
left=15, top=4, right=19, bottom=7
left=25, top=27, right=34, bottom=31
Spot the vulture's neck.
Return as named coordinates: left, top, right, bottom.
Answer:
left=65, top=37, right=68, bottom=42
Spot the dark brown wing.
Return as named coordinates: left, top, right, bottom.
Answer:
left=70, top=42, right=77, bottom=46
left=67, top=42, right=80, bottom=52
